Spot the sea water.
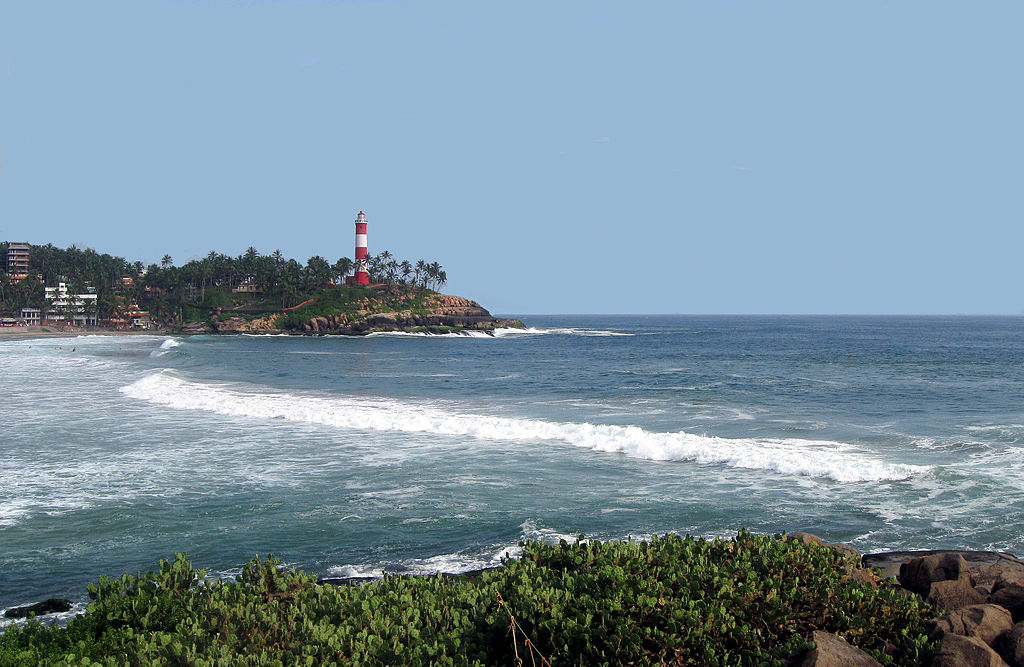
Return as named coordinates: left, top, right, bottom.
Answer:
left=2, top=315, right=1023, bottom=614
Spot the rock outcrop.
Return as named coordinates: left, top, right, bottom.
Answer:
left=201, top=289, right=523, bottom=336
left=799, top=631, right=882, bottom=667
left=933, top=633, right=1009, bottom=667
left=995, top=622, right=1024, bottom=667
left=858, top=547, right=1024, bottom=664
left=899, top=553, right=975, bottom=597
left=930, top=605, right=1014, bottom=646
left=4, top=598, right=71, bottom=618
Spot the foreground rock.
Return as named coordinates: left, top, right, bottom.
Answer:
left=799, top=631, right=882, bottom=667
left=900, top=553, right=975, bottom=597
left=933, top=633, right=1009, bottom=666
left=991, top=586, right=1024, bottom=622
left=864, top=551, right=1023, bottom=583
left=4, top=598, right=71, bottom=618
left=930, top=605, right=1014, bottom=646
left=995, top=622, right=1024, bottom=666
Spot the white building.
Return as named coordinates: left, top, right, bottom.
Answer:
left=44, top=282, right=98, bottom=326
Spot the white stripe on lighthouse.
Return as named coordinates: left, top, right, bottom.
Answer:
left=356, top=234, right=367, bottom=247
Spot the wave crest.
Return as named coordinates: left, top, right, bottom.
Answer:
left=120, top=373, right=927, bottom=483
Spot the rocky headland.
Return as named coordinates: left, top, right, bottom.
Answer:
left=179, top=288, right=524, bottom=336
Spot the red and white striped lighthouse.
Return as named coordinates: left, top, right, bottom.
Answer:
left=354, top=210, right=370, bottom=285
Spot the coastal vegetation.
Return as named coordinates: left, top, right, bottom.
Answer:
left=0, top=242, right=452, bottom=328
left=0, top=532, right=937, bottom=665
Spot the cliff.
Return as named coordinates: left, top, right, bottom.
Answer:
left=190, top=287, right=523, bottom=336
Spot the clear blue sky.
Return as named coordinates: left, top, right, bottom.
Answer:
left=1, top=1, right=1020, bottom=314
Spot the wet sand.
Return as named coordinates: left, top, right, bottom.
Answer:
left=0, top=327, right=163, bottom=340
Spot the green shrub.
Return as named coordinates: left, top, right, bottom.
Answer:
left=0, top=533, right=936, bottom=666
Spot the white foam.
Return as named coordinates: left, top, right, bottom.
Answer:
left=150, top=338, right=182, bottom=357
left=325, top=520, right=580, bottom=579
left=120, top=372, right=928, bottom=482
left=0, top=601, right=87, bottom=629
left=365, top=330, right=495, bottom=338
left=532, top=327, right=634, bottom=337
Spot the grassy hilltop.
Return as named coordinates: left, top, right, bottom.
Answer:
left=198, top=283, right=524, bottom=335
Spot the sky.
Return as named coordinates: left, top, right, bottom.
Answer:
left=0, top=1, right=1020, bottom=315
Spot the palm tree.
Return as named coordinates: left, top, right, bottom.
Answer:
left=304, top=256, right=332, bottom=288
left=333, top=257, right=353, bottom=283
left=161, top=254, right=173, bottom=268
left=414, top=259, right=427, bottom=288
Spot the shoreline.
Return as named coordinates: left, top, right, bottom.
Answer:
left=0, top=326, right=168, bottom=340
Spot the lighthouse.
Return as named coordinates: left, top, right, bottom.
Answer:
left=354, top=211, right=370, bottom=285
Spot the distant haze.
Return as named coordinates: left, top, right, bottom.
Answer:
left=0, top=1, right=1020, bottom=314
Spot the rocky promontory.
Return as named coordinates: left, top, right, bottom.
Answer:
left=189, top=287, right=524, bottom=336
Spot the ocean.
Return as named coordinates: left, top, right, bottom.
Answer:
left=2, top=315, right=1023, bottom=617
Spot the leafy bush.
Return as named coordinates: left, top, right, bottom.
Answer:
left=0, top=532, right=936, bottom=666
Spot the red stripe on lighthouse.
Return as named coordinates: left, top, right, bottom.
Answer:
left=354, top=211, right=370, bottom=285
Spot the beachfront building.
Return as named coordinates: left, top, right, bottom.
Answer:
left=129, top=309, right=152, bottom=329
left=20, top=308, right=41, bottom=325
left=103, top=303, right=152, bottom=329
left=44, top=282, right=98, bottom=326
left=6, top=242, right=30, bottom=280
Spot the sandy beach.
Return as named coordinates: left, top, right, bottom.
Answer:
left=0, top=326, right=163, bottom=339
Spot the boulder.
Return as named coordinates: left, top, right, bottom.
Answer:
left=864, top=551, right=1019, bottom=582
left=900, top=553, right=975, bottom=596
left=3, top=598, right=71, bottom=618
left=849, top=568, right=881, bottom=587
left=994, top=622, right=1024, bottom=667
left=787, top=532, right=824, bottom=546
left=931, top=604, right=1014, bottom=645
left=827, top=542, right=862, bottom=563
left=799, top=631, right=882, bottom=667
left=978, top=558, right=1024, bottom=593
left=933, top=633, right=1010, bottom=666
left=929, top=579, right=989, bottom=612
left=990, top=586, right=1024, bottom=623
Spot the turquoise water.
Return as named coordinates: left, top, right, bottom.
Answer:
left=2, top=316, right=1023, bottom=614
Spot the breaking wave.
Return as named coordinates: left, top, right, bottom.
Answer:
left=325, top=520, right=584, bottom=579
left=120, top=372, right=928, bottom=483
left=150, top=338, right=182, bottom=357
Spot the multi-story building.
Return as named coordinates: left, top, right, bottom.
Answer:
left=6, top=242, right=30, bottom=278
left=44, top=282, right=98, bottom=326
left=20, top=308, right=41, bottom=325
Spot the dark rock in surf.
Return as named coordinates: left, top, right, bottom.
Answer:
left=4, top=598, right=71, bottom=618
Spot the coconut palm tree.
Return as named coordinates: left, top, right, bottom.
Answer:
left=333, top=257, right=353, bottom=283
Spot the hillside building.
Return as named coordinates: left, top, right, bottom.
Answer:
left=6, top=242, right=30, bottom=279
left=44, top=282, right=98, bottom=326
